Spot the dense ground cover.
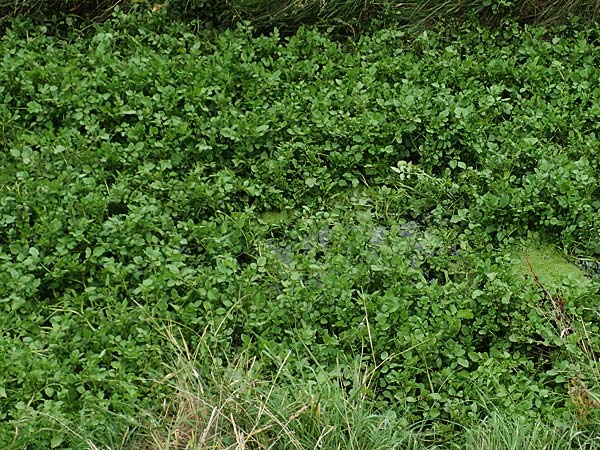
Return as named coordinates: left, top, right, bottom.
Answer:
left=1, top=10, right=600, bottom=449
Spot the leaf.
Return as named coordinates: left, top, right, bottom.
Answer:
left=50, top=434, right=64, bottom=448
left=456, top=309, right=474, bottom=319
left=471, top=290, right=484, bottom=299
left=305, top=177, right=317, bottom=188
left=256, top=124, right=270, bottom=134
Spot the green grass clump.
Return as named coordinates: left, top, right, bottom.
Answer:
left=0, top=0, right=121, bottom=22
left=120, top=325, right=600, bottom=450
left=1, top=0, right=600, bottom=35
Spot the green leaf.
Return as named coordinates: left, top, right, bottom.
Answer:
left=456, top=309, right=474, bottom=319
left=305, top=177, right=317, bottom=188
left=256, top=124, right=270, bottom=133
left=50, top=434, right=64, bottom=448
left=471, top=290, right=484, bottom=299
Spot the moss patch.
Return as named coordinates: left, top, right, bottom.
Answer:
left=513, top=240, right=590, bottom=291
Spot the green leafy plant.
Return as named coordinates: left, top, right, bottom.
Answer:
left=1, top=12, right=600, bottom=448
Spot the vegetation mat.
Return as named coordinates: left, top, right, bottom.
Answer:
left=1, top=12, right=600, bottom=449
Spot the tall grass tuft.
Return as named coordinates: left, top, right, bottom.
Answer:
left=103, top=321, right=600, bottom=450
left=0, top=0, right=126, bottom=23
left=2, top=0, right=600, bottom=32
left=130, top=325, right=423, bottom=450
left=461, top=413, right=598, bottom=450
left=162, top=0, right=600, bottom=33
